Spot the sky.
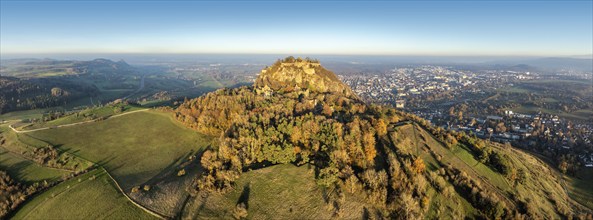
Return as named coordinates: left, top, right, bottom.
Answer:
left=1, top=1, right=592, bottom=56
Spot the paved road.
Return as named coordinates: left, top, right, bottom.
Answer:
left=9, top=109, right=149, bottom=133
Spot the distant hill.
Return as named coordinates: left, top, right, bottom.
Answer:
left=487, top=57, right=593, bottom=72
left=569, top=54, right=593, bottom=59
left=175, top=57, right=590, bottom=219
left=0, top=58, right=136, bottom=78
left=527, top=57, right=593, bottom=72
left=73, top=59, right=135, bottom=75
left=0, top=58, right=140, bottom=114
left=489, top=64, right=541, bottom=72
left=0, top=76, right=98, bottom=114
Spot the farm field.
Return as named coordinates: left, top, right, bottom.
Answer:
left=496, top=79, right=593, bottom=121
left=12, top=168, right=158, bottom=220
left=511, top=106, right=593, bottom=121
left=27, top=110, right=212, bottom=190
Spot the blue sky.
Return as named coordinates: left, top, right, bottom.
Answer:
left=1, top=1, right=592, bottom=56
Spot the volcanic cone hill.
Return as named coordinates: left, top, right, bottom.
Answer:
left=174, top=57, right=590, bottom=219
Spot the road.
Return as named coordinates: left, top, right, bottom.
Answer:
left=9, top=109, right=149, bottom=133
left=122, top=74, right=145, bottom=100
left=87, top=74, right=144, bottom=106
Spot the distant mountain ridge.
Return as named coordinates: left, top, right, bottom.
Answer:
left=73, top=58, right=135, bottom=75
left=0, top=58, right=136, bottom=78
left=528, top=57, right=593, bottom=72
left=486, top=57, right=593, bottom=72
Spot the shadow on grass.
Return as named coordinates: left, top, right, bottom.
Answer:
left=1, top=160, right=37, bottom=184
left=142, top=150, right=198, bottom=186
left=237, top=184, right=251, bottom=209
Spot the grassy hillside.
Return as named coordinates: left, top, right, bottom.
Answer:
left=0, top=124, right=92, bottom=172
left=0, top=147, right=70, bottom=184
left=183, top=164, right=370, bottom=219
left=0, top=109, right=54, bottom=121
left=391, top=123, right=579, bottom=218
left=27, top=110, right=212, bottom=191
left=567, top=168, right=593, bottom=210
left=19, top=104, right=144, bottom=131
left=394, top=125, right=512, bottom=193
left=12, top=168, right=158, bottom=220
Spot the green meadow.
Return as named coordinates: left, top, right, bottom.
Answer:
left=183, top=164, right=369, bottom=219
left=27, top=110, right=212, bottom=190
left=0, top=147, right=70, bottom=184
left=12, top=168, right=158, bottom=220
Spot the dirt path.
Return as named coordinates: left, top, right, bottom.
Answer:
left=9, top=109, right=149, bottom=133
left=103, top=168, right=168, bottom=219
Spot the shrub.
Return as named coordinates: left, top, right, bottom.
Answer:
left=233, top=202, right=248, bottom=219
left=317, top=167, right=340, bottom=187
left=177, top=169, right=186, bottom=176
left=412, top=158, right=426, bottom=174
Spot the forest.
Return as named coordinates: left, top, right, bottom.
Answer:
left=0, top=76, right=97, bottom=114
left=175, top=83, right=559, bottom=218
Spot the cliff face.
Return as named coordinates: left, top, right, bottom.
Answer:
left=254, top=57, right=356, bottom=98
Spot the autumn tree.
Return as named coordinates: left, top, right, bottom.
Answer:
left=412, top=157, right=426, bottom=174
left=374, top=118, right=388, bottom=136
left=363, top=132, right=377, bottom=163
left=291, top=125, right=302, bottom=144
left=559, top=160, right=568, bottom=174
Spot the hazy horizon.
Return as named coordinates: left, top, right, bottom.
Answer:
left=3, top=53, right=593, bottom=66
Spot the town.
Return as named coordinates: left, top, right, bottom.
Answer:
left=339, top=65, right=593, bottom=172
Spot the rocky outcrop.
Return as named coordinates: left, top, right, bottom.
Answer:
left=254, top=57, right=356, bottom=98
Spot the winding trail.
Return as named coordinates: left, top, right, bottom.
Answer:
left=103, top=168, right=167, bottom=219
left=9, top=109, right=149, bottom=133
